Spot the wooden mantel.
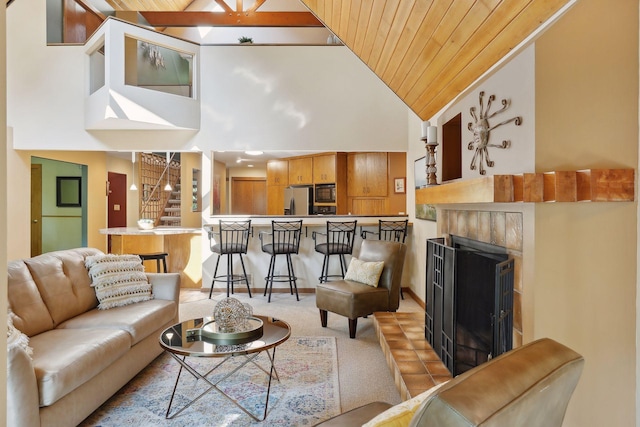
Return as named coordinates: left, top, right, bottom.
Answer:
left=415, top=169, right=635, bottom=204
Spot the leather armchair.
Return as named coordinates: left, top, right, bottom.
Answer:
left=314, top=338, right=584, bottom=427
left=316, top=239, right=406, bottom=338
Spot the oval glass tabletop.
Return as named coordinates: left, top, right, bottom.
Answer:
left=159, top=315, right=291, bottom=357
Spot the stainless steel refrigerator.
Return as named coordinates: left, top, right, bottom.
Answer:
left=283, top=186, right=313, bottom=215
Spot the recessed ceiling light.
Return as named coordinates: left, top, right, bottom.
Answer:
left=247, top=164, right=254, bottom=168
left=245, top=151, right=263, bottom=156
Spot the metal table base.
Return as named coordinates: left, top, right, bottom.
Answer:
left=165, top=347, right=280, bottom=421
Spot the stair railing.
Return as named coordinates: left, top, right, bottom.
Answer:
left=139, top=153, right=180, bottom=225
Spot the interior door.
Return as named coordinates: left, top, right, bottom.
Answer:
left=107, top=172, right=127, bottom=252
left=30, top=164, right=42, bottom=257
left=231, top=178, right=266, bottom=215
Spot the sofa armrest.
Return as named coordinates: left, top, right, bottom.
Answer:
left=147, top=272, right=180, bottom=304
left=7, top=344, right=40, bottom=427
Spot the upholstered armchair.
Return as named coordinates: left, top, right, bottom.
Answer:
left=314, top=338, right=584, bottom=426
left=316, top=239, right=406, bottom=338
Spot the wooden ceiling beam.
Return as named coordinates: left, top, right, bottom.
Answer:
left=140, top=11, right=324, bottom=27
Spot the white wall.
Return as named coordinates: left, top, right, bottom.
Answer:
left=7, top=0, right=407, bottom=155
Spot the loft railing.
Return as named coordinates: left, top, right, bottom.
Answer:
left=139, top=152, right=180, bottom=226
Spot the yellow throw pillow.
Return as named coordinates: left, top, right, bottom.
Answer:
left=362, top=381, right=449, bottom=427
left=344, top=257, right=384, bottom=287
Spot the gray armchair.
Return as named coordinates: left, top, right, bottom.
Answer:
left=316, top=239, right=406, bottom=338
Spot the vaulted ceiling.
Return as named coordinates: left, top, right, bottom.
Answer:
left=68, top=0, right=574, bottom=120
left=299, top=0, right=573, bottom=120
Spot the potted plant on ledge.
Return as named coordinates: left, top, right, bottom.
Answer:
left=238, top=36, right=253, bottom=44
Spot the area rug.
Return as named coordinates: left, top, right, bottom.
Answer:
left=80, top=336, right=341, bottom=426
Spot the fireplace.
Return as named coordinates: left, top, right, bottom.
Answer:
left=425, top=235, right=514, bottom=375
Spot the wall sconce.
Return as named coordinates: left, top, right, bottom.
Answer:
left=421, top=122, right=439, bottom=185
left=164, top=152, right=172, bottom=191
left=129, top=152, right=138, bottom=191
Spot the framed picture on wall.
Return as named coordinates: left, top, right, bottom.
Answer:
left=414, top=156, right=427, bottom=189
left=394, top=177, right=406, bottom=194
left=56, top=176, right=81, bottom=207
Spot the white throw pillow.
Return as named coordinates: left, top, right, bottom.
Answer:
left=344, top=257, right=385, bottom=287
left=362, top=380, right=449, bottom=427
left=85, top=254, right=153, bottom=310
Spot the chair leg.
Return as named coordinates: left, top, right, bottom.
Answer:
left=264, top=255, right=275, bottom=297
left=239, top=254, right=252, bottom=298
left=319, top=309, right=328, bottom=327
left=287, top=254, right=299, bottom=301
left=209, top=255, right=221, bottom=299
left=266, top=255, right=275, bottom=303
left=400, top=287, right=405, bottom=300
left=339, top=254, right=347, bottom=278
left=348, top=318, right=358, bottom=339
left=319, top=254, right=329, bottom=283
left=226, top=254, right=232, bottom=297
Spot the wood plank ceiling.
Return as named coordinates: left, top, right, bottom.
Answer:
left=299, top=0, right=573, bottom=120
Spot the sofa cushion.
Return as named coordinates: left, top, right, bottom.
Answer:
left=344, top=257, right=385, bottom=287
left=29, top=328, right=131, bottom=406
left=7, top=260, right=55, bottom=337
left=24, top=248, right=102, bottom=326
left=57, top=299, right=177, bottom=345
left=85, top=254, right=153, bottom=309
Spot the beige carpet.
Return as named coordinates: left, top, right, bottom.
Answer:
left=180, top=290, right=424, bottom=412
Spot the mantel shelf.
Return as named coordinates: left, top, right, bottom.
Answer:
left=415, top=169, right=635, bottom=204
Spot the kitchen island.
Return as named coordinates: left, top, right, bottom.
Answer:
left=202, top=215, right=412, bottom=297
left=100, top=227, right=202, bottom=288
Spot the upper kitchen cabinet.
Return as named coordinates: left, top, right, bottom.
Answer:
left=347, top=152, right=388, bottom=197
left=313, top=153, right=337, bottom=183
left=289, top=157, right=313, bottom=185
left=267, top=159, right=288, bottom=186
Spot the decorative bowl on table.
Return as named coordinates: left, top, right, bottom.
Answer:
left=137, top=219, right=155, bottom=230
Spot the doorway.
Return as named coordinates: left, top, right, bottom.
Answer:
left=31, top=157, right=88, bottom=254
left=231, top=177, right=266, bottom=215
left=107, top=171, right=127, bottom=252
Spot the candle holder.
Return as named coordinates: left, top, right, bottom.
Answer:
left=423, top=125, right=439, bottom=185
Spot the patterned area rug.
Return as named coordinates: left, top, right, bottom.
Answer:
left=80, top=336, right=341, bottom=426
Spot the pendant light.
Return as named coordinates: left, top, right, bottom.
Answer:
left=164, top=152, right=172, bottom=191
left=129, top=152, right=138, bottom=191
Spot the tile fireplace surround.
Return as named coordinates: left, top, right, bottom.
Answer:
left=437, top=209, right=524, bottom=348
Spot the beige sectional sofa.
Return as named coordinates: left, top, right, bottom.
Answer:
left=6, top=248, right=181, bottom=427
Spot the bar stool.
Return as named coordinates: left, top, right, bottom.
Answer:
left=361, top=219, right=408, bottom=298
left=207, top=220, right=252, bottom=299
left=312, top=220, right=357, bottom=283
left=259, top=220, right=303, bottom=303
left=136, top=252, right=168, bottom=273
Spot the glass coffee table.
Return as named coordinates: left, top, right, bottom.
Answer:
left=159, top=315, right=291, bottom=421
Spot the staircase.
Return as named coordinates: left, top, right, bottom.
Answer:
left=160, top=182, right=182, bottom=226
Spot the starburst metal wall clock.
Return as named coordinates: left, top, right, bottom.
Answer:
left=467, top=91, right=522, bottom=175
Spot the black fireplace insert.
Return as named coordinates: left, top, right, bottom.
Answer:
left=425, top=236, right=514, bottom=375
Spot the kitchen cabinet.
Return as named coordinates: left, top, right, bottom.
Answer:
left=267, top=185, right=286, bottom=215
left=347, top=152, right=388, bottom=197
left=267, top=160, right=288, bottom=186
left=313, top=154, right=336, bottom=183
left=288, top=157, right=313, bottom=185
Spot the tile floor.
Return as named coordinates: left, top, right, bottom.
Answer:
left=373, top=312, right=452, bottom=400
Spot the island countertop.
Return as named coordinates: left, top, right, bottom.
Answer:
left=100, top=227, right=202, bottom=235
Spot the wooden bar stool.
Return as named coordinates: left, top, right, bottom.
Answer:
left=137, top=252, right=168, bottom=273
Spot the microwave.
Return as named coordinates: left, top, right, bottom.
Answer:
left=315, top=183, right=336, bottom=203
